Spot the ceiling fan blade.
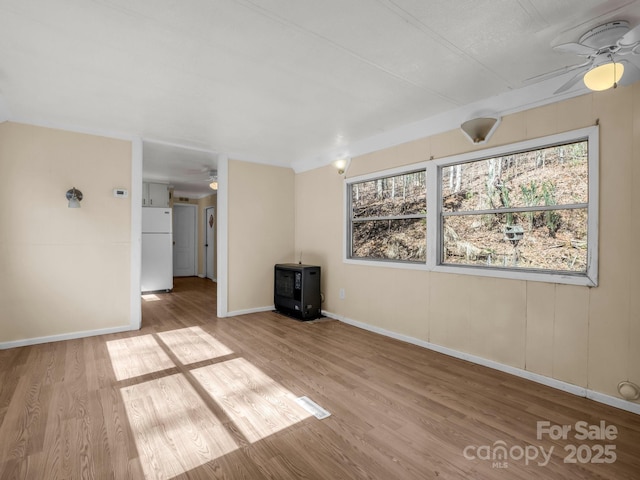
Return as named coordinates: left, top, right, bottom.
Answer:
left=617, top=24, right=640, bottom=48
left=554, top=69, right=588, bottom=94
left=553, top=42, right=596, bottom=56
left=618, top=60, right=640, bottom=86
left=524, top=60, right=592, bottom=84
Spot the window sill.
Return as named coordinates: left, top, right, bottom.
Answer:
left=343, top=257, right=597, bottom=286
left=343, top=258, right=430, bottom=271
left=432, top=264, right=597, bottom=287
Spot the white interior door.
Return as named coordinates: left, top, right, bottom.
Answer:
left=205, top=207, right=215, bottom=281
left=173, top=204, right=197, bottom=277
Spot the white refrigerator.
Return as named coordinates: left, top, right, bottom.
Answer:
left=141, top=208, right=173, bottom=292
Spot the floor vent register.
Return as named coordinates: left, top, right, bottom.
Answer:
left=295, top=396, right=331, bottom=420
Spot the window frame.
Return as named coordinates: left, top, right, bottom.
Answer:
left=343, top=126, right=599, bottom=286
left=345, top=162, right=429, bottom=267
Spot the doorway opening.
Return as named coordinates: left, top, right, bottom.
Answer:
left=204, top=206, right=216, bottom=281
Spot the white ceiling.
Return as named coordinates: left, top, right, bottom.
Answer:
left=1, top=0, right=640, bottom=197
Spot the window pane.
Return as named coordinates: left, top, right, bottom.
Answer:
left=442, top=208, right=588, bottom=272
left=352, top=218, right=426, bottom=262
left=442, top=141, right=588, bottom=212
left=352, top=171, right=426, bottom=218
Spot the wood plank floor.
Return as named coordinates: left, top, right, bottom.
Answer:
left=1, top=277, right=639, bottom=479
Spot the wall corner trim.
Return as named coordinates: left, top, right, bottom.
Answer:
left=130, top=137, right=143, bottom=330
left=322, top=310, right=640, bottom=416
left=217, top=155, right=229, bottom=318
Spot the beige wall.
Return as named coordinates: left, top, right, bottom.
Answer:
left=227, top=160, right=294, bottom=312
left=0, top=122, right=132, bottom=343
left=295, top=85, right=640, bottom=403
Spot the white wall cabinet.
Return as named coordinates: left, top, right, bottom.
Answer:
left=142, top=182, right=170, bottom=207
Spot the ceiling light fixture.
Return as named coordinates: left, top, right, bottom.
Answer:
left=583, top=57, right=624, bottom=91
left=66, top=187, right=83, bottom=208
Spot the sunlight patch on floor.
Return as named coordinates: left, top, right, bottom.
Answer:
left=192, top=358, right=312, bottom=443
left=109, top=329, right=316, bottom=476
left=106, top=335, right=175, bottom=381
left=141, top=294, right=161, bottom=302
left=157, top=327, right=234, bottom=365
left=121, top=373, right=238, bottom=479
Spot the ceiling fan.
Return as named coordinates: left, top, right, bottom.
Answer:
left=166, top=164, right=218, bottom=190
left=208, top=170, right=218, bottom=190
left=532, top=20, right=640, bottom=94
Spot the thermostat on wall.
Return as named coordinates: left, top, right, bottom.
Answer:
left=113, top=188, right=129, bottom=198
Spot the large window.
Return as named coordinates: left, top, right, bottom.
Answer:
left=440, top=141, right=589, bottom=273
left=344, top=127, right=598, bottom=286
left=348, top=169, right=427, bottom=262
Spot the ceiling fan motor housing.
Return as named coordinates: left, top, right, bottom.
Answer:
left=579, top=21, right=629, bottom=49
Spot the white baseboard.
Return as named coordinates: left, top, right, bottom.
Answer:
left=226, top=305, right=275, bottom=317
left=0, top=324, right=137, bottom=350
left=322, top=310, right=640, bottom=416
left=586, top=390, right=640, bottom=415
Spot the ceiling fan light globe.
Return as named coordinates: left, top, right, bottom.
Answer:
left=583, top=62, right=624, bottom=91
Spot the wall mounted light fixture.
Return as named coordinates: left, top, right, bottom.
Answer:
left=333, top=156, right=351, bottom=175
left=460, top=117, right=501, bottom=145
left=66, top=187, right=83, bottom=208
